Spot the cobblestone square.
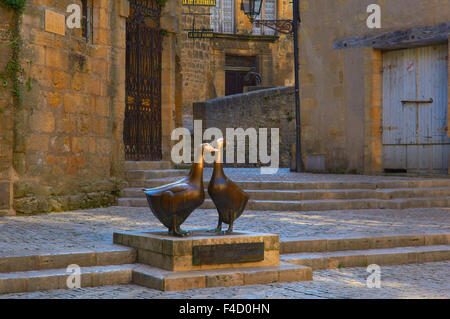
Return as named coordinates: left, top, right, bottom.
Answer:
left=0, top=204, right=449, bottom=299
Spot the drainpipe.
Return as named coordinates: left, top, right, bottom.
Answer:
left=293, top=0, right=303, bottom=172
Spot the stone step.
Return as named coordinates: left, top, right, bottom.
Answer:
left=117, top=196, right=450, bottom=211
left=126, top=169, right=189, bottom=181
left=132, top=262, right=312, bottom=291
left=125, top=161, right=173, bottom=171
left=121, top=187, right=450, bottom=201
left=280, top=233, right=450, bottom=254
left=0, top=264, right=134, bottom=294
left=127, top=178, right=450, bottom=191
left=0, top=247, right=136, bottom=273
left=280, top=245, right=450, bottom=270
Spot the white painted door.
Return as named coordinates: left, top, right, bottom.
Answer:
left=382, top=44, right=449, bottom=173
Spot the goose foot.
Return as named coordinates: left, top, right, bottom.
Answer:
left=168, top=227, right=191, bottom=237
left=207, top=227, right=224, bottom=234
left=169, top=229, right=190, bottom=237
left=225, top=213, right=234, bottom=234
left=208, top=218, right=223, bottom=234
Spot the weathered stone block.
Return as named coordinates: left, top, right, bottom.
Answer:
left=206, top=272, right=244, bottom=287
left=0, top=181, right=12, bottom=210
left=115, top=230, right=280, bottom=271
left=53, top=70, right=71, bottom=89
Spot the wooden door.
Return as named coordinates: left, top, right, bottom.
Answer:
left=382, top=44, right=449, bottom=173
left=225, top=70, right=248, bottom=95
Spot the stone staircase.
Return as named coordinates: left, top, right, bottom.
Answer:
left=0, top=246, right=136, bottom=294
left=280, top=233, right=450, bottom=270
left=1, top=233, right=449, bottom=294
left=118, top=162, right=450, bottom=211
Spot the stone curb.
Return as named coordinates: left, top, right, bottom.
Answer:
left=281, top=245, right=450, bottom=270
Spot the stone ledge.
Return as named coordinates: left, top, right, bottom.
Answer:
left=281, top=245, right=450, bottom=270
left=0, top=265, right=134, bottom=294
left=212, top=33, right=279, bottom=42
left=280, top=233, right=450, bottom=254
left=132, top=262, right=312, bottom=291
left=0, top=246, right=137, bottom=273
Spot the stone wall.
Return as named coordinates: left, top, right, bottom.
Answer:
left=193, top=86, right=295, bottom=167
left=175, top=3, right=212, bottom=130
left=298, top=0, right=450, bottom=174
left=0, top=8, right=15, bottom=215
left=0, top=0, right=130, bottom=214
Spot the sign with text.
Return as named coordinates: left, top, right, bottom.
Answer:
left=182, top=0, right=216, bottom=6
left=45, top=9, right=66, bottom=36
left=187, top=29, right=214, bottom=38
left=192, top=242, right=265, bottom=266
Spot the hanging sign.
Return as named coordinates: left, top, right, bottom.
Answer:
left=182, top=0, right=216, bottom=6
left=187, top=28, right=214, bottom=38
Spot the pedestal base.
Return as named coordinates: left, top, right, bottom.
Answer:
left=113, top=229, right=313, bottom=291
left=114, top=229, right=280, bottom=271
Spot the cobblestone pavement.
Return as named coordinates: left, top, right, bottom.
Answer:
left=0, top=206, right=449, bottom=255
left=1, top=262, right=448, bottom=299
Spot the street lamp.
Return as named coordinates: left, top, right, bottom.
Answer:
left=240, top=0, right=263, bottom=20
left=241, top=0, right=303, bottom=172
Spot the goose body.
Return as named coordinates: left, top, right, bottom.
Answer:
left=207, top=139, right=249, bottom=234
left=144, top=143, right=215, bottom=237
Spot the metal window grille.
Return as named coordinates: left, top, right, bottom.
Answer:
left=252, top=0, right=276, bottom=36
left=211, top=0, right=235, bottom=34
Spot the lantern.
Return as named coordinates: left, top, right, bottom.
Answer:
left=240, top=0, right=263, bottom=19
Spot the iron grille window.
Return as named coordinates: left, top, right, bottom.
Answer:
left=211, top=0, right=235, bottom=34
left=252, top=0, right=276, bottom=36
left=81, top=0, right=93, bottom=42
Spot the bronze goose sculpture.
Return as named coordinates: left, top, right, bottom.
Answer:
left=208, top=138, right=249, bottom=234
left=144, top=143, right=217, bottom=237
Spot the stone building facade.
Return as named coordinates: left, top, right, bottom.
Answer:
left=0, top=0, right=130, bottom=215
left=0, top=0, right=296, bottom=215
left=297, top=0, right=449, bottom=175
left=177, top=0, right=296, bottom=131
left=0, top=0, right=181, bottom=215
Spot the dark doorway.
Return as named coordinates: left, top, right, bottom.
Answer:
left=124, top=0, right=162, bottom=161
left=225, top=70, right=249, bottom=95
left=224, top=55, right=258, bottom=96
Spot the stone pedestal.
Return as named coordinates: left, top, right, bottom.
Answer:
left=114, top=229, right=312, bottom=291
